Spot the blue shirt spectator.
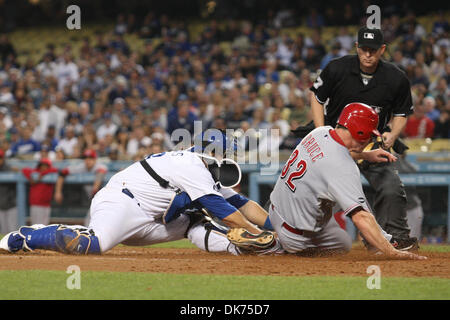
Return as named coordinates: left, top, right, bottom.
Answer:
left=9, top=127, right=41, bottom=157
left=167, top=98, right=198, bottom=135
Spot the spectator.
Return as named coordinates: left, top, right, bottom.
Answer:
left=434, top=108, right=450, bottom=138
left=411, top=65, right=430, bottom=88
left=21, top=158, right=59, bottom=225
left=249, top=107, right=270, bottom=130
left=320, top=41, right=344, bottom=70
left=289, top=94, right=311, bottom=126
left=279, top=119, right=302, bottom=150
left=67, top=112, right=84, bottom=136
left=432, top=11, right=450, bottom=36
left=339, top=3, right=359, bottom=25
left=108, top=76, right=130, bottom=104
left=429, top=50, right=447, bottom=83
left=126, top=126, right=152, bottom=157
left=96, top=112, right=118, bottom=140
left=167, top=98, right=198, bottom=134
left=0, top=83, right=15, bottom=106
left=0, top=107, right=12, bottom=130
left=391, top=49, right=413, bottom=71
left=138, top=12, right=160, bottom=39
left=33, top=143, right=57, bottom=161
left=306, top=8, right=325, bottom=28
left=9, top=126, right=41, bottom=158
left=0, top=149, right=18, bottom=233
left=270, top=108, right=290, bottom=137
left=403, top=103, right=435, bottom=138
left=55, top=52, right=79, bottom=92
left=335, top=26, right=354, bottom=53
left=225, top=100, right=248, bottom=130
left=114, top=13, right=128, bottom=35
left=55, top=125, right=78, bottom=157
left=423, top=96, right=440, bottom=121
left=78, top=68, right=104, bottom=96
left=430, top=78, right=450, bottom=102
left=36, top=53, right=57, bottom=80
left=0, top=34, right=16, bottom=66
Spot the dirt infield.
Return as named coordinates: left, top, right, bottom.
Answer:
left=1, top=244, right=449, bottom=278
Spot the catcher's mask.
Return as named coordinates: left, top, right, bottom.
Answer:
left=199, top=154, right=242, bottom=188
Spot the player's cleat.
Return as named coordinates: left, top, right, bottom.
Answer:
left=0, top=224, right=47, bottom=252
left=227, top=228, right=275, bottom=250
left=0, top=224, right=101, bottom=255
left=390, top=236, right=419, bottom=251
left=0, top=231, right=26, bottom=252
left=363, top=235, right=419, bottom=253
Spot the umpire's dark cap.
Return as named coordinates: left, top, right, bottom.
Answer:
left=357, top=27, right=384, bottom=49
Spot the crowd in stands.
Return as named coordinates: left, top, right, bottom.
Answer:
left=0, top=7, right=448, bottom=162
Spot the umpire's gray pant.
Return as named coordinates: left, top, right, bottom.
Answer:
left=269, top=206, right=352, bottom=255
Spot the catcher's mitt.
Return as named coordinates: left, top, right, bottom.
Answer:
left=357, top=136, right=409, bottom=170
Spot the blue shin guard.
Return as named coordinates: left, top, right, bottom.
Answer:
left=19, top=225, right=101, bottom=254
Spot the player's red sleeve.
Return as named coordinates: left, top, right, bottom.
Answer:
left=22, top=168, right=32, bottom=179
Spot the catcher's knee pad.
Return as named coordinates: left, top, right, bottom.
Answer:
left=55, top=225, right=101, bottom=254
left=20, top=224, right=101, bottom=254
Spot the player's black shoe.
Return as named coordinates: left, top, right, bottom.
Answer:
left=390, top=236, right=419, bottom=251
left=361, top=234, right=419, bottom=252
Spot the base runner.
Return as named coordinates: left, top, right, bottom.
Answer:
left=229, top=103, right=426, bottom=260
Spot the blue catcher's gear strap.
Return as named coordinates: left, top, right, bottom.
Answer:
left=20, top=225, right=101, bottom=254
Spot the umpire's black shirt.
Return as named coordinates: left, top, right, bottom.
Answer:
left=310, top=55, right=413, bottom=133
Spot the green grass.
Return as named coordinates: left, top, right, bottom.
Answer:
left=0, top=270, right=448, bottom=300
left=1, top=237, right=449, bottom=300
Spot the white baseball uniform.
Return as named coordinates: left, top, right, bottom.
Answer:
left=88, top=150, right=238, bottom=253
left=269, top=126, right=372, bottom=253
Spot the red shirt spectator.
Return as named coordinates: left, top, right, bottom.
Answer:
left=404, top=104, right=435, bottom=138
left=22, top=158, right=59, bottom=207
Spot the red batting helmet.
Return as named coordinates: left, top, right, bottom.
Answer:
left=337, top=102, right=380, bottom=142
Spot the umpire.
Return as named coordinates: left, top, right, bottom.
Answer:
left=306, top=26, right=418, bottom=250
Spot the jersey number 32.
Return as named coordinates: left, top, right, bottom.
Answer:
left=280, top=150, right=307, bottom=192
